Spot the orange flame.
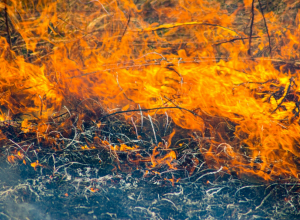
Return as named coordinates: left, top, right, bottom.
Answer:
left=7, top=150, right=24, bottom=164
left=1, top=0, right=300, bottom=180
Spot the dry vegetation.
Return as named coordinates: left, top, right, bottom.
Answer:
left=1, top=0, right=300, bottom=219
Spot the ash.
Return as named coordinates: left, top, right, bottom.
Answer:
left=0, top=155, right=300, bottom=220
left=0, top=111, right=300, bottom=220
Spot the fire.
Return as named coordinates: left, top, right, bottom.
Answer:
left=31, top=160, right=41, bottom=171
left=7, top=150, right=24, bottom=164
left=1, top=0, right=300, bottom=180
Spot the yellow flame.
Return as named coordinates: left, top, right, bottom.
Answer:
left=1, top=0, right=300, bottom=180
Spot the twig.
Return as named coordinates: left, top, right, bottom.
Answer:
left=163, top=96, right=184, bottom=114
left=8, top=139, right=32, bottom=162
left=164, top=112, right=169, bottom=136
left=214, top=36, right=260, bottom=46
left=120, top=11, right=131, bottom=42
left=138, top=104, right=143, bottom=131
left=64, top=106, right=72, bottom=117
left=271, top=77, right=295, bottom=113
left=248, top=0, right=255, bottom=56
left=206, top=187, right=226, bottom=196
left=235, top=184, right=266, bottom=196
left=67, top=58, right=300, bottom=80
left=255, top=188, right=274, bottom=210
left=235, top=79, right=275, bottom=86
left=98, top=106, right=200, bottom=120
left=148, top=114, right=158, bottom=144
left=131, top=117, right=139, bottom=139
left=257, top=0, right=272, bottom=57
left=165, top=65, right=184, bottom=84
left=136, top=22, right=243, bottom=39
left=193, top=166, right=223, bottom=183
left=63, top=124, right=78, bottom=149
left=9, top=139, right=27, bottom=154
left=161, top=198, right=178, bottom=210
left=39, top=95, right=43, bottom=116
left=4, top=0, right=12, bottom=60
left=163, top=96, right=202, bottom=117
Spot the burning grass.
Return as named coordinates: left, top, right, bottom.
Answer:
left=1, top=0, right=300, bottom=191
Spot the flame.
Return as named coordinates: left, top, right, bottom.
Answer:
left=89, top=187, right=99, bottom=193
left=7, top=150, right=24, bottom=164
left=7, top=155, right=17, bottom=163
left=1, top=0, right=300, bottom=180
left=150, top=146, right=177, bottom=169
left=31, top=160, right=41, bottom=171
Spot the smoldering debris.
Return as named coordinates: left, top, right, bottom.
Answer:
left=1, top=149, right=300, bottom=220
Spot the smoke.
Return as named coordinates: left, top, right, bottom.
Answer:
left=3, top=202, right=52, bottom=220
left=0, top=160, right=51, bottom=220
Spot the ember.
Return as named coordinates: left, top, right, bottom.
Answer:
left=1, top=0, right=300, bottom=218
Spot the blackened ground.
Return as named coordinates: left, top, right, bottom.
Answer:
left=0, top=111, right=299, bottom=220
left=0, top=157, right=300, bottom=220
